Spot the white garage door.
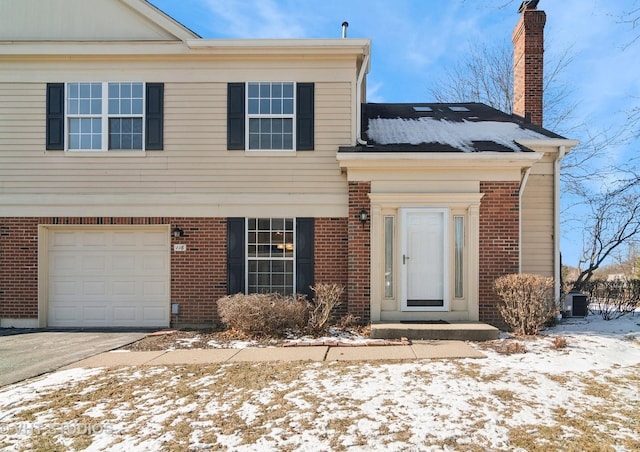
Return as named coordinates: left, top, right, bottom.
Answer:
left=47, top=227, right=170, bottom=328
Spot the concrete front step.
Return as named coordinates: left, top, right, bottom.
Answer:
left=370, top=322, right=499, bottom=342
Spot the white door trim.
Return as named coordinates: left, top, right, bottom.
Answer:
left=400, top=207, right=450, bottom=312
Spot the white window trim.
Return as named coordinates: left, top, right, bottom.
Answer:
left=65, top=81, right=146, bottom=153
left=245, top=218, right=297, bottom=295
left=245, top=81, right=296, bottom=152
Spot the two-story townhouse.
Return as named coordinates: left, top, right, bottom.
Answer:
left=0, top=0, right=577, bottom=330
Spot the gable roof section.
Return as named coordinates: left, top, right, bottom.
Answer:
left=0, top=0, right=198, bottom=42
left=345, top=103, right=565, bottom=153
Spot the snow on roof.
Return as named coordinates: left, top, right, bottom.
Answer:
left=367, top=117, right=550, bottom=152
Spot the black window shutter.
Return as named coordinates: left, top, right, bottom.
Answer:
left=227, top=83, right=245, bottom=150
left=296, top=218, right=315, bottom=301
left=145, top=83, right=164, bottom=150
left=296, top=83, right=314, bottom=151
left=227, top=217, right=246, bottom=295
left=46, top=83, right=64, bottom=150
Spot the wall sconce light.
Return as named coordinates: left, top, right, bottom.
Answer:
left=172, top=226, right=184, bottom=238
left=358, top=208, right=369, bottom=225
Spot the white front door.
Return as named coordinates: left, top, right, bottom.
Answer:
left=401, top=208, right=449, bottom=311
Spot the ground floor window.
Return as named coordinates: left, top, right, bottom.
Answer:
left=246, top=218, right=295, bottom=294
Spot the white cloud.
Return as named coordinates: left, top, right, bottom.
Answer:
left=202, top=0, right=307, bottom=38
left=365, top=80, right=385, bottom=103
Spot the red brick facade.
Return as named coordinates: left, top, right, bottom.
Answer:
left=0, top=218, right=39, bottom=319
left=1, top=188, right=519, bottom=328
left=314, top=217, right=349, bottom=317
left=512, top=8, right=546, bottom=127
left=478, top=182, right=520, bottom=327
left=169, top=218, right=227, bottom=326
left=347, top=181, right=371, bottom=322
left=0, top=216, right=353, bottom=327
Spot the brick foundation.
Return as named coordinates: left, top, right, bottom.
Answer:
left=479, top=182, right=520, bottom=327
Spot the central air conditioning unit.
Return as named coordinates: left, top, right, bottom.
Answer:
left=563, top=291, right=589, bottom=317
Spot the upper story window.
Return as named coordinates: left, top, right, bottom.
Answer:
left=247, top=82, right=294, bottom=150
left=227, top=82, right=314, bottom=152
left=66, top=82, right=143, bottom=151
left=46, top=82, right=163, bottom=152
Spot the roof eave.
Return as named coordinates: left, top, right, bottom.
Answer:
left=516, top=138, right=580, bottom=151
left=337, top=151, right=543, bottom=170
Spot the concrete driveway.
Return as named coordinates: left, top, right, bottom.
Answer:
left=0, top=329, right=148, bottom=387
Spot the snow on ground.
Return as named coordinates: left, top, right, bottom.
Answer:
left=0, top=312, right=639, bottom=451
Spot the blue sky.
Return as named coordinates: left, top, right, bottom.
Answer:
left=149, top=0, right=640, bottom=267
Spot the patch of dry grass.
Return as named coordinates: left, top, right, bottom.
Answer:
left=2, top=362, right=638, bottom=451
left=491, top=389, right=519, bottom=403
left=550, top=336, right=569, bottom=350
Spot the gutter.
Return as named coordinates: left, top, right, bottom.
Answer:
left=554, top=145, right=567, bottom=301
left=356, top=53, right=370, bottom=145
left=518, top=167, right=532, bottom=272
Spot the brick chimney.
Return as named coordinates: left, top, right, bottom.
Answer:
left=512, top=2, right=546, bottom=127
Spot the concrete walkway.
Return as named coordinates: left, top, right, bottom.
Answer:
left=66, top=340, right=485, bottom=369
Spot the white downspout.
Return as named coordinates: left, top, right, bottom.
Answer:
left=554, top=146, right=566, bottom=301
left=519, top=167, right=532, bottom=273
left=356, top=53, right=370, bottom=145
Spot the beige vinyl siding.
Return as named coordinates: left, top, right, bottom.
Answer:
left=0, top=0, right=185, bottom=41
left=521, top=158, right=555, bottom=277
left=0, top=81, right=352, bottom=217
left=0, top=83, right=44, bottom=153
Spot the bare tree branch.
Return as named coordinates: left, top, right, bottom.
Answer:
left=572, top=178, right=640, bottom=290
left=429, top=40, right=576, bottom=131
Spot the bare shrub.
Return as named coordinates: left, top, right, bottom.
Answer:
left=494, top=273, right=556, bottom=336
left=494, top=341, right=527, bottom=355
left=307, top=283, right=345, bottom=335
left=550, top=336, right=569, bottom=350
left=217, top=293, right=309, bottom=337
left=334, top=314, right=361, bottom=329
left=581, top=279, right=640, bottom=320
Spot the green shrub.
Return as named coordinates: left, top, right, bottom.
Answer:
left=494, top=273, right=556, bottom=335
left=217, top=293, right=309, bottom=337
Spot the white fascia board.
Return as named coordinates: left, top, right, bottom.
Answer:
left=186, top=38, right=371, bottom=56
left=516, top=138, right=580, bottom=152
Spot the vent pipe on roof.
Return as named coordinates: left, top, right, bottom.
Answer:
left=342, top=21, right=349, bottom=38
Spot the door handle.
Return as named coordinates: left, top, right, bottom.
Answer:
left=403, top=254, right=410, bottom=264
